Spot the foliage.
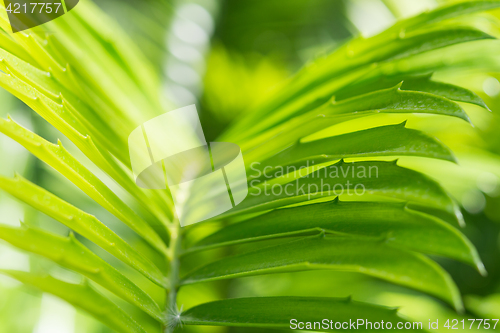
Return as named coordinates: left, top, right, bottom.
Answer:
left=0, top=0, right=500, bottom=332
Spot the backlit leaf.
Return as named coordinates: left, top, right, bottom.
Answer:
left=180, top=297, right=419, bottom=331
left=0, top=270, right=147, bottom=333
left=0, top=174, right=168, bottom=288
left=181, top=234, right=462, bottom=310
left=193, top=200, right=483, bottom=273
left=0, top=224, right=164, bottom=322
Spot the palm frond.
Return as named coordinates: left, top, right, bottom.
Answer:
left=0, top=1, right=499, bottom=332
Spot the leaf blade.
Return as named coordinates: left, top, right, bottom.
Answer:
left=241, top=86, right=469, bottom=161
left=335, top=73, right=489, bottom=109
left=259, top=122, right=456, bottom=176
left=181, top=234, right=462, bottom=310
left=0, top=270, right=147, bottom=333
left=0, top=116, right=168, bottom=255
left=0, top=174, right=168, bottom=288
left=193, top=200, right=483, bottom=274
left=0, top=224, right=164, bottom=322
left=226, top=160, right=462, bottom=226
left=180, top=297, right=417, bottom=331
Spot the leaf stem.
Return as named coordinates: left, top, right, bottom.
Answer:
left=165, top=219, right=182, bottom=333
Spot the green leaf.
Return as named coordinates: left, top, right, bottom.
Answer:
left=180, top=297, right=419, bottom=331
left=226, top=160, right=461, bottom=225
left=0, top=48, right=129, bottom=156
left=465, top=294, right=500, bottom=319
left=257, top=122, right=456, bottom=176
left=49, top=12, right=163, bottom=124
left=0, top=224, right=164, bottom=322
left=0, top=116, right=168, bottom=256
left=0, top=270, right=147, bottom=333
left=402, top=76, right=489, bottom=109
left=68, top=1, right=162, bottom=109
left=321, top=83, right=469, bottom=120
left=0, top=31, right=36, bottom=65
left=191, top=200, right=484, bottom=273
left=0, top=174, right=168, bottom=288
left=335, top=74, right=489, bottom=109
left=0, top=54, right=173, bottom=226
left=226, top=24, right=493, bottom=142
left=181, top=234, right=462, bottom=310
left=395, top=1, right=500, bottom=31
left=1, top=1, right=499, bottom=331
left=241, top=85, right=469, bottom=160
left=359, top=27, right=494, bottom=63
